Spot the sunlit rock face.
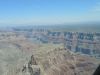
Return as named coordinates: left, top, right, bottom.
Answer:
left=40, top=31, right=100, bottom=58
left=68, top=32, right=100, bottom=58
left=39, top=48, right=99, bottom=75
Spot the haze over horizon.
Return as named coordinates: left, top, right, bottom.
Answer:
left=0, top=0, right=100, bottom=25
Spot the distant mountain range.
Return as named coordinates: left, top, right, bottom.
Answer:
left=0, top=22, right=100, bottom=32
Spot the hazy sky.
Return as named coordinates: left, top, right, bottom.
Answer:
left=0, top=0, right=100, bottom=25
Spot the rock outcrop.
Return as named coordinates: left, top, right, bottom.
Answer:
left=21, top=55, right=41, bottom=75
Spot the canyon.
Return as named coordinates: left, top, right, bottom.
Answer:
left=0, top=26, right=100, bottom=75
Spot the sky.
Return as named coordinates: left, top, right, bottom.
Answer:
left=0, top=0, right=100, bottom=25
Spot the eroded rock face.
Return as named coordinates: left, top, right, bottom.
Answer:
left=1, top=45, right=99, bottom=75
left=21, top=55, right=41, bottom=75
left=31, top=65, right=40, bottom=75
left=35, top=48, right=99, bottom=75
